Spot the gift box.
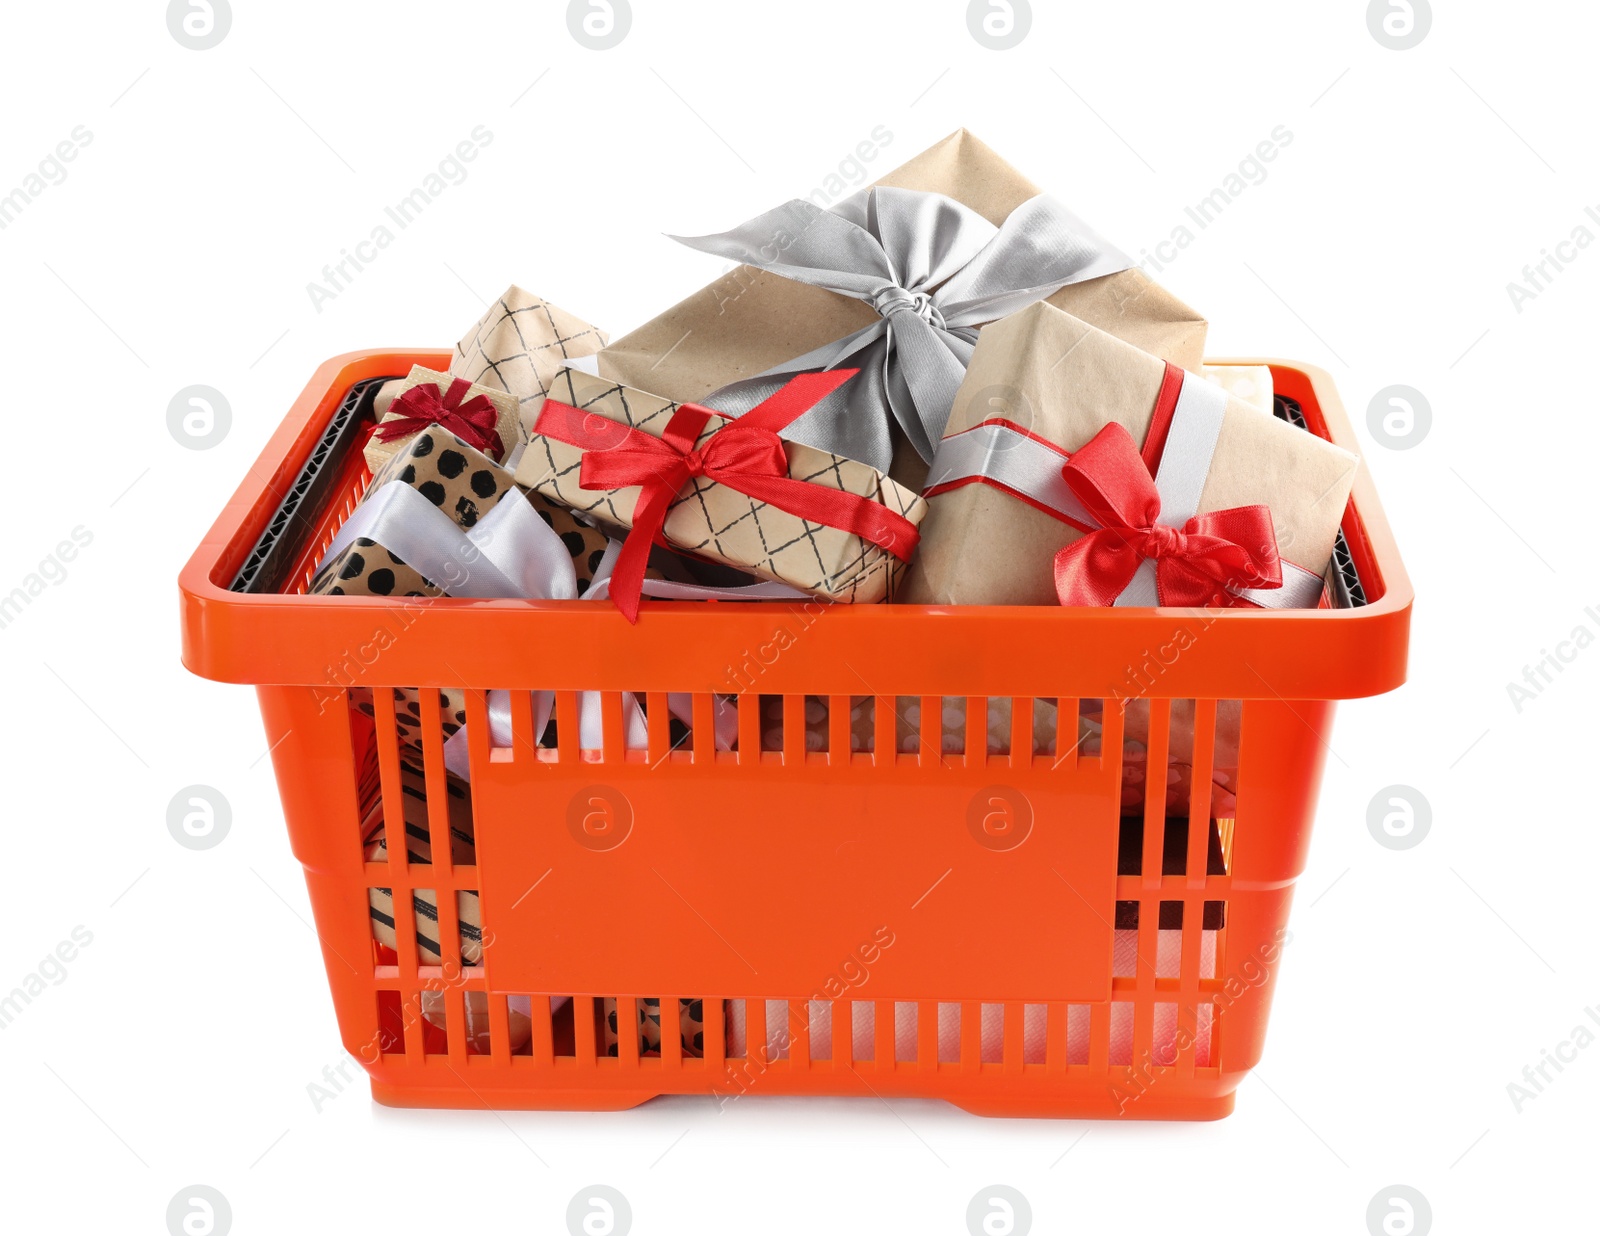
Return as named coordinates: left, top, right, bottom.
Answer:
left=516, top=367, right=927, bottom=620
left=362, top=760, right=480, bottom=966
left=1200, top=364, right=1273, bottom=415
left=597, top=129, right=1206, bottom=484
left=312, top=424, right=525, bottom=602
left=316, top=425, right=611, bottom=751
left=364, top=365, right=523, bottom=475
left=901, top=301, right=1359, bottom=609
left=361, top=760, right=702, bottom=1058
left=314, top=424, right=613, bottom=599
left=375, top=286, right=608, bottom=434
left=602, top=997, right=708, bottom=1059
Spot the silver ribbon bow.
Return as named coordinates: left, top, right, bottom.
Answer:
left=672, top=185, right=1132, bottom=472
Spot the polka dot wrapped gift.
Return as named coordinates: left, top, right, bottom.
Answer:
left=311, top=425, right=611, bottom=752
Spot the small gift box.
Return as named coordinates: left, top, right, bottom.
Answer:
left=315, top=425, right=612, bottom=753
left=313, top=425, right=537, bottom=598
left=900, top=301, right=1358, bottom=609
left=516, top=367, right=927, bottom=621
left=375, top=286, right=609, bottom=434
left=313, top=426, right=611, bottom=600
left=598, top=129, right=1206, bottom=485
left=362, top=759, right=480, bottom=965
left=364, top=366, right=523, bottom=475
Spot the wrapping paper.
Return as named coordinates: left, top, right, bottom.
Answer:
left=756, top=694, right=1064, bottom=756
left=311, top=426, right=524, bottom=599
left=602, top=997, right=707, bottom=1059
left=315, top=425, right=614, bottom=752
left=750, top=696, right=1229, bottom=817
left=375, top=286, right=608, bottom=434
left=1200, top=364, right=1274, bottom=415
left=901, top=302, right=1358, bottom=608
left=361, top=760, right=480, bottom=965
left=599, top=130, right=1206, bottom=488
left=364, top=365, right=523, bottom=475
left=516, top=368, right=926, bottom=605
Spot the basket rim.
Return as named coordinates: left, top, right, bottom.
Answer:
left=178, top=349, right=1412, bottom=701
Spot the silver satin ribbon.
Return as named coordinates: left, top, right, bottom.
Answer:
left=924, top=371, right=1326, bottom=610
left=672, top=186, right=1133, bottom=472
left=315, top=482, right=802, bottom=772
left=323, top=480, right=569, bottom=601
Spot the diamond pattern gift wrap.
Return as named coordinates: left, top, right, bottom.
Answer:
left=374, top=286, right=609, bottom=432
left=515, top=368, right=928, bottom=605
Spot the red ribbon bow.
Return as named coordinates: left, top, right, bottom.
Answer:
left=1052, top=421, right=1282, bottom=607
left=375, top=378, right=505, bottom=459
left=534, top=369, right=920, bottom=622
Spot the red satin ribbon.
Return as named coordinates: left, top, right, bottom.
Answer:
left=1052, top=420, right=1283, bottom=607
left=375, top=378, right=505, bottom=459
left=533, top=369, right=920, bottom=622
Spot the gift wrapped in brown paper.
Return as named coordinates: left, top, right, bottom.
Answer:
left=598, top=129, right=1206, bottom=485
left=901, top=301, right=1359, bottom=609
left=361, top=760, right=480, bottom=967
left=516, top=366, right=927, bottom=620
left=374, top=286, right=608, bottom=433
left=364, top=365, right=523, bottom=475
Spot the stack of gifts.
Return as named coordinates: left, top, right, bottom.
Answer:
left=313, top=128, right=1359, bottom=787
left=314, top=131, right=1359, bottom=1052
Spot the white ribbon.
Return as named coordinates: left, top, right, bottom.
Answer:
left=315, top=483, right=800, bottom=773
left=925, top=371, right=1326, bottom=610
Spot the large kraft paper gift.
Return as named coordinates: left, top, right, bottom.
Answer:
left=901, top=300, right=1358, bottom=608
left=375, top=286, right=608, bottom=433
left=598, top=129, right=1206, bottom=486
left=516, top=367, right=927, bottom=620
left=901, top=302, right=1358, bottom=822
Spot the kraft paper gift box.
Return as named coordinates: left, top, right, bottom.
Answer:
left=374, top=285, right=609, bottom=434
left=364, top=365, right=523, bottom=475
left=362, top=759, right=480, bottom=966
left=899, top=301, right=1359, bottom=608
left=597, top=129, right=1206, bottom=486
left=1200, top=364, right=1274, bottom=414
left=515, top=367, right=927, bottom=611
left=359, top=760, right=695, bottom=1058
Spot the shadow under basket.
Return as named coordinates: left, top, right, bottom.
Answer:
left=179, top=349, right=1411, bottom=1119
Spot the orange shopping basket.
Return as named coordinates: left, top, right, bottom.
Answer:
left=179, top=349, right=1410, bottom=1120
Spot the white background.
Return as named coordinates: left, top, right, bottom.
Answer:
left=1, top=2, right=1593, bottom=1233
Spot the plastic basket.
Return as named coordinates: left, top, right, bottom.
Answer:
left=179, top=349, right=1410, bottom=1120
